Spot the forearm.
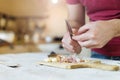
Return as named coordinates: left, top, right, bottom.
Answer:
left=67, top=3, right=85, bottom=29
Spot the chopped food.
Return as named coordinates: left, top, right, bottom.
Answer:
left=48, top=51, right=58, bottom=57
left=44, top=51, right=101, bottom=63
left=39, top=51, right=119, bottom=71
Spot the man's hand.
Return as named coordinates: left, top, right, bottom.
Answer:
left=62, top=31, right=81, bottom=54
left=73, top=20, right=117, bottom=49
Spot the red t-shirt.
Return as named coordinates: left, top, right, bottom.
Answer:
left=66, top=0, right=120, bottom=56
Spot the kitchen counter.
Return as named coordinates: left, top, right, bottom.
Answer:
left=0, top=52, right=120, bottom=80
left=0, top=44, right=40, bottom=54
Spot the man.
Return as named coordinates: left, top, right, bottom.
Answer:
left=62, top=0, right=120, bottom=60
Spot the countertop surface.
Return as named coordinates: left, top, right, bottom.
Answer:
left=0, top=52, right=120, bottom=80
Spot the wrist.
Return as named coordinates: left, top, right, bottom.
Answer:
left=108, top=19, right=120, bottom=37
left=67, top=19, right=84, bottom=28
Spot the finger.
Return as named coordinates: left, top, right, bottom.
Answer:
left=78, top=40, right=97, bottom=48
left=77, top=25, right=89, bottom=34
left=72, top=32, right=90, bottom=42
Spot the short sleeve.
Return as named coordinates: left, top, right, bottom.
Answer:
left=66, top=0, right=80, bottom=4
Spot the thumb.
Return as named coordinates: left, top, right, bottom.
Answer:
left=72, top=27, right=79, bottom=35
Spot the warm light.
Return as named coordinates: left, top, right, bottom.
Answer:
left=51, top=0, right=58, bottom=4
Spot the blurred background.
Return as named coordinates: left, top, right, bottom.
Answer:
left=0, top=0, right=90, bottom=56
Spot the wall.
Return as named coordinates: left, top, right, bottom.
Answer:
left=0, top=0, right=89, bottom=37
left=0, top=0, right=90, bottom=55
left=0, top=0, right=11, bottom=14
left=0, top=0, right=67, bottom=37
left=44, top=1, right=67, bottom=37
left=9, top=0, right=49, bottom=17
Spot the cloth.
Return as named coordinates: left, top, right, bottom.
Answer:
left=66, top=0, right=120, bottom=56
left=91, top=51, right=120, bottom=60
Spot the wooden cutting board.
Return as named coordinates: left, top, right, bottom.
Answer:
left=38, top=61, right=119, bottom=71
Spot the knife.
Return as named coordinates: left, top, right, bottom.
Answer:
left=65, top=20, right=73, bottom=39
left=65, top=20, right=80, bottom=60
